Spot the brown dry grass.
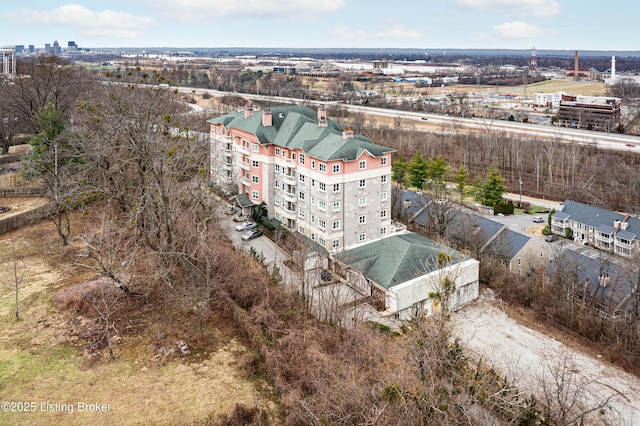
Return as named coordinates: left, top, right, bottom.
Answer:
left=0, top=205, right=275, bottom=426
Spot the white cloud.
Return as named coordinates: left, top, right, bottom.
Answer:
left=491, top=21, right=549, bottom=39
left=147, top=0, right=346, bottom=21
left=455, top=0, right=560, bottom=18
left=1, top=4, right=155, bottom=39
left=331, top=21, right=422, bottom=42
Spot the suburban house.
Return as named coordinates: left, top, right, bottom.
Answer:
left=551, top=200, right=640, bottom=258
left=483, top=228, right=549, bottom=276
left=547, top=248, right=639, bottom=320
left=332, top=232, right=480, bottom=321
left=208, top=105, right=396, bottom=252
left=398, top=190, right=550, bottom=275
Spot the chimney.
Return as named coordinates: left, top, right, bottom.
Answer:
left=244, top=107, right=253, bottom=118
left=317, top=106, right=328, bottom=127
left=262, top=109, right=272, bottom=127
left=574, top=50, right=579, bottom=81
left=342, top=128, right=354, bottom=139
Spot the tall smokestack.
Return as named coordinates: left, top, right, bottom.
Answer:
left=611, top=56, right=616, bottom=82
left=574, top=50, right=579, bottom=81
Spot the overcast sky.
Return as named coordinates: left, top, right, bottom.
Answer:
left=1, top=1, right=637, bottom=51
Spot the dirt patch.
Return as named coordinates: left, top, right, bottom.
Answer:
left=524, top=225, right=545, bottom=236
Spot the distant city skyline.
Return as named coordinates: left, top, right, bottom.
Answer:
left=1, top=1, right=638, bottom=52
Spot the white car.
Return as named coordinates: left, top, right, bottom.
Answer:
left=235, top=221, right=257, bottom=232
left=533, top=216, right=545, bottom=223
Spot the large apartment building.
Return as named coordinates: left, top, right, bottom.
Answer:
left=208, top=105, right=395, bottom=252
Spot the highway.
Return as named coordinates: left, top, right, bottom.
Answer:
left=177, top=86, right=640, bottom=152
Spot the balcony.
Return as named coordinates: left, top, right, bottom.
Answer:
left=283, top=173, right=296, bottom=185
left=552, top=219, right=568, bottom=229
left=222, top=162, right=233, bottom=171
left=221, top=144, right=233, bottom=153
left=283, top=191, right=297, bottom=202
left=240, top=176, right=250, bottom=187
left=595, top=233, right=613, bottom=244
left=239, top=161, right=251, bottom=171
left=237, top=144, right=249, bottom=155
left=282, top=204, right=297, bottom=220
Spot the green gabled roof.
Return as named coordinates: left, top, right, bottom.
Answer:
left=208, top=106, right=394, bottom=161
left=334, top=233, right=467, bottom=289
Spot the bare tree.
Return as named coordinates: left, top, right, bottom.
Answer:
left=0, top=243, right=28, bottom=321
left=538, top=349, right=622, bottom=425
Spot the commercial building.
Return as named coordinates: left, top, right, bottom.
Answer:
left=557, top=95, right=621, bottom=130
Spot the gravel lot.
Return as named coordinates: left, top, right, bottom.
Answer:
left=452, top=289, right=640, bottom=425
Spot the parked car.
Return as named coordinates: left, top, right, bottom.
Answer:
left=235, top=221, right=257, bottom=232
left=242, top=229, right=263, bottom=241
left=533, top=216, right=545, bottom=223
left=545, top=235, right=557, bottom=242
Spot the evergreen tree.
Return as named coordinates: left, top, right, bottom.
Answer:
left=392, top=156, right=409, bottom=188
left=452, top=164, right=469, bottom=203
left=408, top=151, right=428, bottom=190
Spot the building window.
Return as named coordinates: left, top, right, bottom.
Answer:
left=275, top=148, right=280, bottom=155
left=518, top=258, right=522, bottom=265
left=311, top=215, right=315, bottom=224
left=299, top=174, right=305, bottom=182
left=299, top=226, right=305, bottom=233
left=359, top=197, right=366, bottom=207
left=252, top=160, right=259, bottom=167
left=252, top=144, right=259, bottom=152
left=275, top=180, right=280, bottom=188
left=332, top=239, right=340, bottom=248
left=332, top=220, right=340, bottom=230
left=381, top=227, right=386, bottom=235
left=359, top=233, right=366, bottom=242
left=311, top=196, right=315, bottom=206
left=275, top=164, right=281, bottom=172
left=319, top=163, right=326, bottom=172
left=299, top=208, right=305, bottom=218
left=275, top=212, right=280, bottom=220
left=311, top=179, right=315, bottom=187
left=318, top=219, right=326, bottom=229
left=333, top=164, right=340, bottom=173
left=319, top=238, right=326, bottom=247
left=282, top=150, right=286, bottom=158
left=381, top=175, right=388, bottom=183
left=319, top=182, right=326, bottom=192
left=359, top=179, right=366, bottom=188
left=540, top=250, right=544, bottom=257
left=333, top=183, right=340, bottom=192
left=251, top=190, right=259, bottom=199
left=299, top=192, right=305, bottom=200
left=381, top=156, right=387, bottom=165
left=381, top=192, right=387, bottom=201
left=274, top=196, right=280, bottom=206
left=319, top=200, right=326, bottom=211
left=359, top=160, right=366, bottom=169
left=292, top=153, right=296, bottom=160
left=359, top=215, right=366, bottom=224
left=381, top=210, right=387, bottom=218
left=518, top=268, right=522, bottom=276
left=252, top=176, right=259, bottom=183
left=332, top=202, right=340, bottom=212
left=311, top=160, right=316, bottom=169
left=299, top=154, right=305, bottom=165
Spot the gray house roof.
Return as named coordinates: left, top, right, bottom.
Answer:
left=208, top=106, right=394, bottom=162
left=554, top=200, right=624, bottom=229
left=483, top=228, right=530, bottom=260
left=547, top=249, right=638, bottom=312
left=334, top=233, right=467, bottom=290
